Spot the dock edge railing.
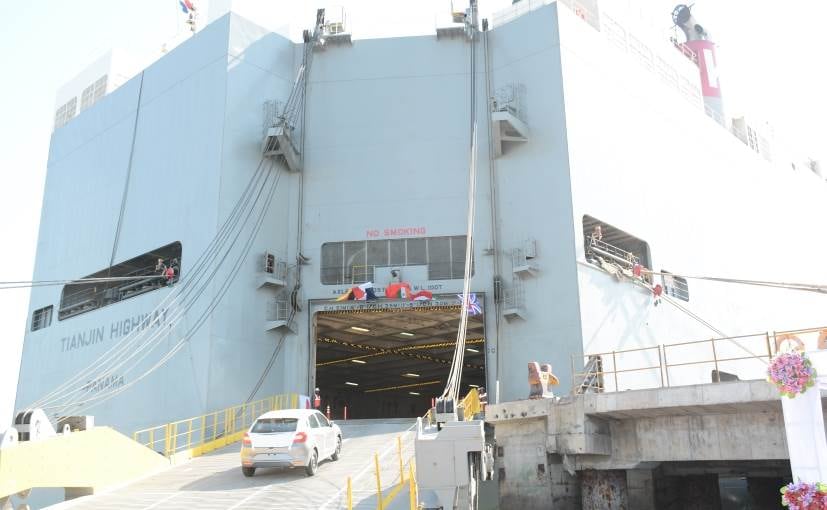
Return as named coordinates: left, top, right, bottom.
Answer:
left=572, top=326, right=827, bottom=394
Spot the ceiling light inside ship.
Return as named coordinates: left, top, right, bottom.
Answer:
left=314, top=307, right=486, bottom=419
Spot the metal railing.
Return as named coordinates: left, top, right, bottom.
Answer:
left=587, top=238, right=641, bottom=268
left=574, top=355, right=604, bottom=394
left=133, top=393, right=298, bottom=457
left=492, top=0, right=598, bottom=30
left=572, top=327, right=827, bottom=393
left=263, top=252, right=288, bottom=281
left=460, top=388, right=483, bottom=421
left=350, top=265, right=375, bottom=285
left=59, top=262, right=173, bottom=320
left=267, top=297, right=291, bottom=322
left=501, top=281, right=524, bottom=310
left=492, top=82, right=527, bottom=122
left=262, top=100, right=285, bottom=133
left=335, top=431, right=417, bottom=510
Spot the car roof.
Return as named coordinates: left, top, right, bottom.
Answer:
left=255, top=408, right=321, bottom=420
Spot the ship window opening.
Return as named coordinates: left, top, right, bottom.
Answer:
left=583, top=215, right=651, bottom=273
left=428, top=237, right=451, bottom=280
left=406, top=238, right=427, bottom=265
left=80, top=75, right=108, bottom=112
left=661, top=270, right=689, bottom=301
left=58, top=242, right=182, bottom=321
left=321, top=236, right=474, bottom=285
left=54, top=97, right=77, bottom=129
left=31, top=306, right=53, bottom=331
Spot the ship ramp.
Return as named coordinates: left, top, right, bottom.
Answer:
left=52, top=419, right=416, bottom=510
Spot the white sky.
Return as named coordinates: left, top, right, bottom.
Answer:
left=0, top=0, right=824, bottom=428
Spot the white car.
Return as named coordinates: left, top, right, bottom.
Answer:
left=240, top=409, right=342, bottom=477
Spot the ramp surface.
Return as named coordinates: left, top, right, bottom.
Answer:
left=56, top=419, right=415, bottom=510
left=0, top=427, right=168, bottom=499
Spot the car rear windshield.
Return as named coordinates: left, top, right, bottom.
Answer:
left=251, top=418, right=298, bottom=433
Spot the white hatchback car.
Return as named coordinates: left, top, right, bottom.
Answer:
left=240, top=409, right=342, bottom=477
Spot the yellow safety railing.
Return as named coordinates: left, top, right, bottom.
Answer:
left=342, top=432, right=418, bottom=510
left=132, top=393, right=298, bottom=461
left=460, top=388, right=482, bottom=421
left=573, top=325, right=827, bottom=393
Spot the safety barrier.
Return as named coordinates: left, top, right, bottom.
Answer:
left=342, top=433, right=417, bottom=510
left=573, top=326, right=827, bottom=393
left=132, top=393, right=298, bottom=462
left=460, top=388, right=482, bottom=421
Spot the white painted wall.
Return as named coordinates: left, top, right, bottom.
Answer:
left=558, top=5, right=827, bottom=390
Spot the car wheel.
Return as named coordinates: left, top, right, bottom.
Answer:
left=331, top=436, right=342, bottom=461
left=305, top=449, right=318, bottom=476
left=242, top=467, right=256, bottom=477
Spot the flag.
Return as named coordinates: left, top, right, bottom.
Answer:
left=386, top=282, right=412, bottom=300
left=411, top=290, right=433, bottom=301
left=335, top=289, right=353, bottom=301
left=457, top=293, right=482, bottom=315
left=353, top=282, right=377, bottom=301
left=179, top=0, right=195, bottom=13
left=360, top=282, right=378, bottom=301
left=335, top=282, right=378, bottom=302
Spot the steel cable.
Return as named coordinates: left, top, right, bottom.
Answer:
left=27, top=158, right=270, bottom=411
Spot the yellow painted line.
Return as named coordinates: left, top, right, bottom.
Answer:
left=380, top=480, right=407, bottom=509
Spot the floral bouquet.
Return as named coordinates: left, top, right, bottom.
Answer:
left=781, top=481, right=827, bottom=509
left=768, top=351, right=817, bottom=398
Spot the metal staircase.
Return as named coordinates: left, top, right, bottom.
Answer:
left=575, top=355, right=605, bottom=394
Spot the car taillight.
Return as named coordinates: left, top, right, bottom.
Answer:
left=242, top=433, right=252, bottom=447
left=293, top=432, right=307, bottom=443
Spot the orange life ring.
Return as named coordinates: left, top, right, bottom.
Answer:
left=775, top=334, right=805, bottom=353
left=818, top=329, right=827, bottom=350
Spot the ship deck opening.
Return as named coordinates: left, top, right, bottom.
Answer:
left=313, top=303, right=486, bottom=420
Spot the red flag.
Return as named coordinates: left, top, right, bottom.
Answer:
left=386, top=282, right=412, bottom=299
left=411, top=290, right=433, bottom=301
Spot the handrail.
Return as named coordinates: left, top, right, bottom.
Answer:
left=132, top=393, right=298, bottom=459
left=328, top=413, right=430, bottom=510
left=572, top=326, right=827, bottom=393
left=461, top=388, right=482, bottom=421
left=338, top=432, right=417, bottom=510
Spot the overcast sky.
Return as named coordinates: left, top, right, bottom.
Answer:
left=0, top=0, right=824, bottom=429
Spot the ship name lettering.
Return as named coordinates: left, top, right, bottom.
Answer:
left=60, top=309, right=167, bottom=353
left=82, top=374, right=125, bottom=393
left=61, top=327, right=105, bottom=352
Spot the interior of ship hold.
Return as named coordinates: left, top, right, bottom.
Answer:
left=313, top=303, right=486, bottom=419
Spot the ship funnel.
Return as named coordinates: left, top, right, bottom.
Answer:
left=672, top=4, right=725, bottom=125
